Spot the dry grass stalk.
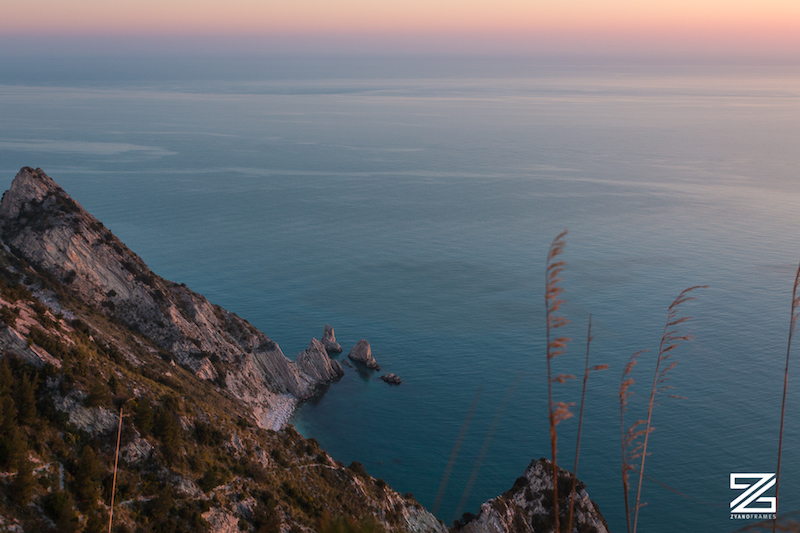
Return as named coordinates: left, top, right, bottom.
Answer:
left=545, top=230, right=574, bottom=532
left=567, top=316, right=608, bottom=533
left=619, top=349, right=647, bottom=533
left=774, top=262, right=800, bottom=533
left=629, top=285, right=706, bottom=533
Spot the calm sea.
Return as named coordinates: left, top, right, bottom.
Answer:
left=1, top=56, right=799, bottom=532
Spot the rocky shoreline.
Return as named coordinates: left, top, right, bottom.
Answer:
left=260, top=393, right=297, bottom=430
left=0, top=167, right=608, bottom=533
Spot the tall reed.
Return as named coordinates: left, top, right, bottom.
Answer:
left=619, top=350, right=647, bottom=533
left=545, top=230, right=574, bottom=532
left=623, top=285, right=706, bottom=533
left=774, top=262, right=800, bottom=533
left=567, top=316, right=608, bottom=533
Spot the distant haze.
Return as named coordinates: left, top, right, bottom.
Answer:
left=3, top=0, right=800, bottom=60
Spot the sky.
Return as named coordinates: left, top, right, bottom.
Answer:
left=3, top=0, right=800, bottom=58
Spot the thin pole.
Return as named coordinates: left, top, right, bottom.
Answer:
left=109, top=406, right=124, bottom=533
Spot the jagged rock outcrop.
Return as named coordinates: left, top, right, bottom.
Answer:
left=201, top=508, right=240, bottom=533
left=349, top=339, right=380, bottom=370
left=455, top=458, right=609, bottom=533
left=121, top=433, right=155, bottom=465
left=380, top=373, right=401, bottom=384
left=0, top=325, right=60, bottom=368
left=296, top=338, right=344, bottom=383
left=322, top=323, right=343, bottom=353
left=52, top=392, right=119, bottom=435
left=0, top=168, right=340, bottom=424
left=381, top=493, right=448, bottom=533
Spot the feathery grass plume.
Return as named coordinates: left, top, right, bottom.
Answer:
left=630, top=285, right=707, bottom=533
left=620, top=349, right=647, bottom=533
left=774, top=262, right=800, bottom=533
left=545, top=230, right=574, bottom=532
left=567, top=316, right=608, bottom=533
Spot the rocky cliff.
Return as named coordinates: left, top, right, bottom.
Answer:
left=455, top=459, right=609, bottom=533
left=0, top=167, right=607, bottom=533
left=0, top=167, right=340, bottom=428
left=296, top=338, right=344, bottom=384
left=0, top=167, right=448, bottom=533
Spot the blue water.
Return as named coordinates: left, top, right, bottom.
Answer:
left=2, top=56, right=800, bottom=532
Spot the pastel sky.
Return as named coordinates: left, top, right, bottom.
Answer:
left=4, top=0, right=800, bottom=57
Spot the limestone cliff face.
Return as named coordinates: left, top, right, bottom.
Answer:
left=0, top=325, right=61, bottom=368
left=297, top=338, right=344, bottom=383
left=456, top=458, right=609, bottom=533
left=0, top=167, right=339, bottom=423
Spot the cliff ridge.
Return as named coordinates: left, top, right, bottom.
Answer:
left=0, top=167, right=340, bottom=428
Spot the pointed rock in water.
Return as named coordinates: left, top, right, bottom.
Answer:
left=455, top=458, right=609, bottom=533
left=380, top=373, right=401, bottom=385
left=296, top=338, right=344, bottom=383
left=348, top=339, right=380, bottom=370
left=322, top=323, right=343, bottom=353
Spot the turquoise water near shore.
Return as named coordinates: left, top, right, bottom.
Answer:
left=1, top=57, right=799, bottom=532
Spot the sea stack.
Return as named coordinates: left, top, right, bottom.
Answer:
left=348, top=339, right=380, bottom=370
left=322, top=324, right=343, bottom=353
